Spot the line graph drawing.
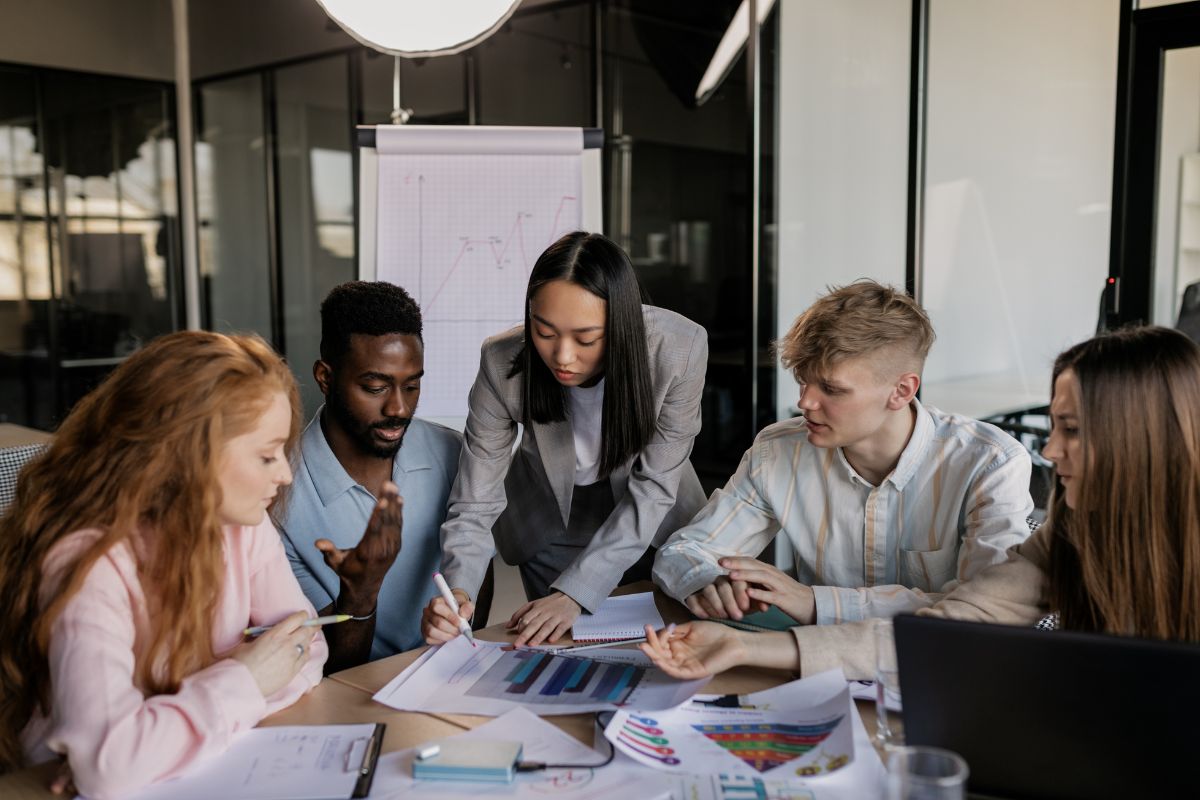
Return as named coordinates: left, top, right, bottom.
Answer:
left=375, top=151, right=583, bottom=417
left=424, top=196, right=577, bottom=312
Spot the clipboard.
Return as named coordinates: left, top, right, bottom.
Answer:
left=351, top=723, right=386, bottom=798
left=125, top=722, right=389, bottom=800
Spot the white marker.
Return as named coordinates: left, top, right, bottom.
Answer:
left=433, top=572, right=477, bottom=647
left=416, top=744, right=441, bottom=760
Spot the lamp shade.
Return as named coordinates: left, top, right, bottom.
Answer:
left=314, top=0, right=521, bottom=58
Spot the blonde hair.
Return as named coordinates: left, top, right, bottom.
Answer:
left=0, top=331, right=301, bottom=771
left=776, top=280, right=935, bottom=383
left=1046, top=326, right=1200, bottom=640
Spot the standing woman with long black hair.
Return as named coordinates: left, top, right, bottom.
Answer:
left=422, top=231, right=708, bottom=646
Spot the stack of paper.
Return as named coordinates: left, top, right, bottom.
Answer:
left=572, top=592, right=664, bottom=642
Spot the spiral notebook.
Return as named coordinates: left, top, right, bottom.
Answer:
left=572, top=592, right=665, bottom=642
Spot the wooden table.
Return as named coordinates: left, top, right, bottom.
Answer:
left=326, top=583, right=803, bottom=747
left=0, top=583, right=882, bottom=797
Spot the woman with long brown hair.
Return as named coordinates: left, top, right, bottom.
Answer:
left=0, top=331, right=328, bottom=797
left=641, top=325, right=1200, bottom=678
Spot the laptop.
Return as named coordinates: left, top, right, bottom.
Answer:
left=893, top=614, right=1200, bottom=799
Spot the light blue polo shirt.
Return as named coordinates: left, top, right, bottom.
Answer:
left=279, top=410, right=462, bottom=660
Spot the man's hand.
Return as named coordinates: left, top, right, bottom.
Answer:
left=315, top=481, right=403, bottom=614
left=507, top=592, right=582, bottom=647
left=638, top=622, right=749, bottom=680
left=684, top=575, right=769, bottom=621
left=422, top=590, right=476, bottom=644
left=720, top=556, right=817, bottom=625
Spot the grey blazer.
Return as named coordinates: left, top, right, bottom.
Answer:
left=439, top=305, right=708, bottom=612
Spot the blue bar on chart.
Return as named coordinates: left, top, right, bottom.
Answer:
left=562, top=659, right=593, bottom=692
left=507, top=653, right=552, bottom=694
left=464, top=649, right=647, bottom=706
left=540, top=657, right=580, bottom=696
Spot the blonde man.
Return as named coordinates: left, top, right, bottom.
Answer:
left=653, top=280, right=1033, bottom=625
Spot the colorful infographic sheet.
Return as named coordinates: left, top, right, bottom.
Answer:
left=604, top=670, right=855, bottom=779
left=373, top=637, right=707, bottom=716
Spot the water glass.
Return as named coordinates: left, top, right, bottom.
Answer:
left=884, top=746, right=969, bottom=800
left=875, top=618, right=903, bottom=746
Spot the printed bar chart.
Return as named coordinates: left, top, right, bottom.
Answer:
left=466, top=649, right=646, bottom=707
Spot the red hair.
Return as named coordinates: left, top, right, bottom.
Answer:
left=0, top=331, right=301, bottom=770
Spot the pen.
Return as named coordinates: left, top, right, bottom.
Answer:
left=242, top=614, right=351, bottom=637
left=359, top=727, right=378, bottom=776
left=433, top=572, right=477, bottom=647
left=539, top=637, right=648, bottom=654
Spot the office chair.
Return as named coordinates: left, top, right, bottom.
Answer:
left=1177, top=281, right=1200, bottom=343
left=1018, top=517, right=1060, bottom=630
left=0, top=443, right=46, bottom=515
left=985, top=411, right=1054, bottom=512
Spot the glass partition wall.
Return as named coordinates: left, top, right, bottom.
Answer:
left=193, top=1, right=778, bottom=487
left=917, top=0, right=1119, bottom=419
left=0, top=65, right=179, bottom=429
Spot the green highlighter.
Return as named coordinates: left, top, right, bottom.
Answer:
left=715, top=605, right=799, bottom=632
left=412, top=739, right=524, bottom=783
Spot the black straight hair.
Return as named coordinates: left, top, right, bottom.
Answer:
left=509, top=231, right=655, bottom=478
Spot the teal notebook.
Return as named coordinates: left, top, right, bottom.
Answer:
left=715, top=605, right=799, bottom=632
left=412, top=739, right=523, bottom=783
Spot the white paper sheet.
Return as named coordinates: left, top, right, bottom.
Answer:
left=605, top=670, right=856, bottom=779
left=572, top=592, right=665, bottom=642
left=373, top=637, right=707, bottom=716
left=115, top=724, right=376, bottom=800
left=669, top=698, right=885, bottom=799
left=367, top=707, right=673, bottom=799
left=374, top=128, right=583, bottom=418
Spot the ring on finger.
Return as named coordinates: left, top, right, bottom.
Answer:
left=294, top=643, right=305, bottom=658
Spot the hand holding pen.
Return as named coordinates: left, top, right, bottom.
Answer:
left=229, top=610, right=317, bottom=697
left=432, top=573, right=477, bottom=647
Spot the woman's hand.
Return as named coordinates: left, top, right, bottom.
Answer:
left=638, top=622, right=750, bottom=680
left=720, top=556, right=817, bottom=625
left=507, top=592, right=582, bottom=646
left=229, top=610, right=316, bottom=697
left=421, top=590, right=476, bottom=645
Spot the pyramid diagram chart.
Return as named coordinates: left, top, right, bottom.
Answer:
left=690, top=718, right=844, bottom=772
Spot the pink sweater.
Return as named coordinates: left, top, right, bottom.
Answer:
left=20, top=518, right=328, bottom=798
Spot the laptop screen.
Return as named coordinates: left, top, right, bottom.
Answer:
left=894, top=614, right=1200, bottom=799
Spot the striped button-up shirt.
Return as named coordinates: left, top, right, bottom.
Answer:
left=653, top=399, right=1033, bottom=623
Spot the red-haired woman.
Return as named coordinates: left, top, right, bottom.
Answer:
left=0, top=332, right=331, bottom=798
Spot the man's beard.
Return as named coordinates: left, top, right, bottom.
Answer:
left=326, top=387, right=410, bottom=459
